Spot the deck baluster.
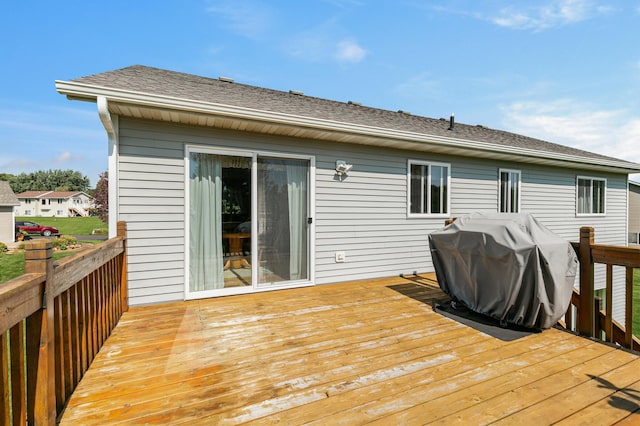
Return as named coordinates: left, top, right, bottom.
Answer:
left=0, top=222, right=128, bottom=424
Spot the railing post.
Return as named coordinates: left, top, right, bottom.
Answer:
left=577, top=227, right=595, bottom=338
left=117, top=221, right=129, bottom=313
left=24, top=241, right=56, bottom=425
left=625, top=267, right=634, bottom=349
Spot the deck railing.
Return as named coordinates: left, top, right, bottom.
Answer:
left=0, top=222, right=127, bottom=425
left=565, top=226, right=640, bottom=352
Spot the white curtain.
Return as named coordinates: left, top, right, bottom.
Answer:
left=578, top=179, right=589, bottom=213
left=257, top=157, right=308, bottom=283
left=189, top=153, right=224, bottom=290
left=286, top=162, right=308, bottom=281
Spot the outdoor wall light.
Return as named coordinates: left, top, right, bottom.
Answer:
left=335, top=160, right=353, bottom=180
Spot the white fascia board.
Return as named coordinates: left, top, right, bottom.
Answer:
left=55, top=80, right=640, bottom=173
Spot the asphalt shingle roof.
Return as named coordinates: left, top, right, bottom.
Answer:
left=71, top=65, right=633, bottom=166
left=0, top=181, right=19, bottom=206
left=16, top=191, right=84, bottom=199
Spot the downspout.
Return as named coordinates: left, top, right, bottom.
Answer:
left=97, top=96, right=119, bottom=239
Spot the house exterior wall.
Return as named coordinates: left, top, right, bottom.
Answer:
left=66, top=194, right=95, bottom=217
left=17, top=199, right=38, bottom=216
left=629, top=183, right=640, bottom=243
left=0, top=207, right=15, bottom=243
left=17, top=194, right=94, bottom=217
left=117, top=117, right=629, bottom=323
left=36, top=198, right=68, bottom=217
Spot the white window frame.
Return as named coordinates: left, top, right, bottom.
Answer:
left=576, top=176, right=606, bottom=216
left=498, top=169, right=521, bottom=213
left=407, top=160, right=451, bottom=218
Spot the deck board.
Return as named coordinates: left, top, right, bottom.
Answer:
left=59, top=274, right=640, bottom=425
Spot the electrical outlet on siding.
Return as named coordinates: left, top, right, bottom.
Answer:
left=335, top=251, right=346, bottom=263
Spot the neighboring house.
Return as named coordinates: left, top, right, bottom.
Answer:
left=56, top=66, right=640, bottom=323
left=629, top=181, right=640, bottom=244
left=15, top=190, right=95, bottom=217
left=0, top=181, right=20, bottom=243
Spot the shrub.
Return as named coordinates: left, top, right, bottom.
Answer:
left=53, top=235, right=78, bottom=250
left=16, top=229, right=28, bottom=241
left=0, top=242, right=7, bottom=254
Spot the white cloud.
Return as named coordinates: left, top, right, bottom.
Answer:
left=284, top=33, right=332, bottom=62
left=54, top=151, right=83, bottom=164
left=0, top=101, right=106, bottom=185
left=321, top=0, right=363, bottom=8
left=0, top=104, right=102, bottom=140
left=206, top=1, right=273, bottom=39
left=635, top=59, right=640, bottom=76
left=500, top=99, right=640, bottom=165
left=0, top=158, right=38, bottom=170
left=284, top=28, right=367, bottom=64
left=392, top=72, right=443, bottom=100
left=490, top=0, right=605, bottom=31
left=335, top=39, right=366, bottom=63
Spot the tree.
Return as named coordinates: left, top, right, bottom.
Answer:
left=0, top=173, right=14, bottom=182
left=8, top=169, right=90, bottom=193
left=94, top=171, right=108, bottom=224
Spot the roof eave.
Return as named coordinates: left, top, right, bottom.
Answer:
left=55, top=80, right=640, bottom=175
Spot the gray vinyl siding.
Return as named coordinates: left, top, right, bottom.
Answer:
left=117, top=117, right=630, bottom=321
left=117, top=121, right=186, bottom=305
left=0, top=207, right=14, bottom=243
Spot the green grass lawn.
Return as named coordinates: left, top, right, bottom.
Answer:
left=1, top=216, right=106, bottom=284
left=0, top=250, right=80, bottom=283
left=16, top=216, right=106, bottom=235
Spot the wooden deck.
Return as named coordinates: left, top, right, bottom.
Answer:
left=59, top=274, right=640, bottom=425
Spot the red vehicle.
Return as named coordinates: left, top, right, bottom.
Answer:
left=15, top=221, right=60, bottom=237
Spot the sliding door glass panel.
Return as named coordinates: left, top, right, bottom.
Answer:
left=257, top=157, right=309, bottom=284
left=189, top=152, right=252, bottom=292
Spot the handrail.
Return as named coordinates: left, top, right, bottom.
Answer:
left=565, top=226, right=640, bottom=352
left=0, top=221, right=128, bottom=425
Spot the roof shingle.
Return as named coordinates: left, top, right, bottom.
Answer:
left=0, top=181, right=19, bottom=206
left=70, top=65, right=635, bottom=167
left=16, top=191, right=85, bottom=199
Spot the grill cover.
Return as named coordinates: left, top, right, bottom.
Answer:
left=428, top=213, right=578, bottom=329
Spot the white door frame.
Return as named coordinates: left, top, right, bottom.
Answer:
left=184, top=144, right=315, bottom=300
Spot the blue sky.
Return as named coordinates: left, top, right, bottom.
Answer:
left=2, top=0, right=640, bottom=186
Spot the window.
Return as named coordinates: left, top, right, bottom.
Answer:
left=577, top=176, right=606, bottom=215
left=408, top=160, right=450, bottom=216
left=499, top=169, right=521, bottom=213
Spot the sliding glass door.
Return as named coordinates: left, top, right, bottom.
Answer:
left=187, top=148, right=312, bottom=298
left=257, top=157, right=309, bottom=285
